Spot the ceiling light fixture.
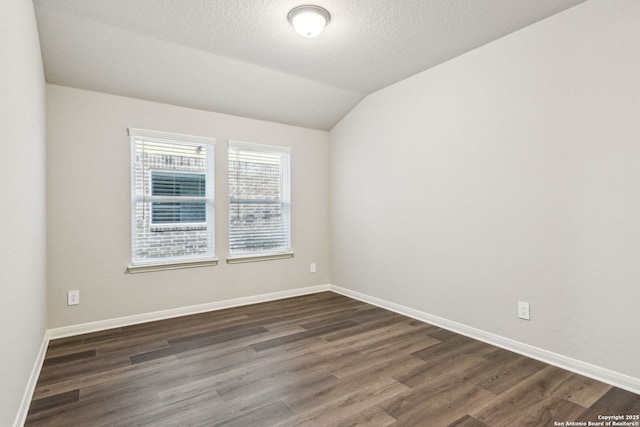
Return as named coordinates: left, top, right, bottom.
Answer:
left=287, top=5, right=331, bottom=38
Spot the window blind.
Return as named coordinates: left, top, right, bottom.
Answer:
left=129, top=128, right=215, bottom=266
left=151, top=171, right=207, bottom=224
left=228, top=141, right=291, bottom=257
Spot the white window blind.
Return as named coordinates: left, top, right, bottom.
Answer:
left=129, top=128, right=215, bottom=267
left=228, top=141, right=291, bottom=258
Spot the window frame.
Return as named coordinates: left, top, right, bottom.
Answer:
left=128, top=128, right=217, bottom=273
left=227, top=140, right=293, bottom=263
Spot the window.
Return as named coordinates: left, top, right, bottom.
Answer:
left=151, top=172, right=206, bottom=224
left=228, top=141, right=292, bottom=262
left=129, top=128, right=216, bottom=271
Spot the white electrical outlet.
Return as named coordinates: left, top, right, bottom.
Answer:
left=310, top=263, right=317, bottom=273
left=517, top=301, right=530, bottom=320
left=67, top=290, right=80, bottom=306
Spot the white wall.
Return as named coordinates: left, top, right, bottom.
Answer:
left=330, top=0, right=640, bottom=380
left=46, top=85, right=330, bottom=328
left=0, top=0, right=48, bottom=425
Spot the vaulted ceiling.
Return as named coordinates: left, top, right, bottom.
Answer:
left=34, top=0, right=586, bottom=130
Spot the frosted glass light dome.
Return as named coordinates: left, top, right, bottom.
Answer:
left=287, top=5, right=331, bottom=37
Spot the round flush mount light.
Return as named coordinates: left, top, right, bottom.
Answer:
left=287, top=5, right=331, bottom=37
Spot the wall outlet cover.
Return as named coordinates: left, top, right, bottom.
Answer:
left=68, top=290, right=80, bottom=306
left=518, top=301, right=530, bottom=320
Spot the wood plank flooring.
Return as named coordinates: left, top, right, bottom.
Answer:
left=26, top=292, right=640, bottom=426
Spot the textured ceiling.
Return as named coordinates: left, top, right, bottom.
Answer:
left=33, top=0, right=586, bottom=130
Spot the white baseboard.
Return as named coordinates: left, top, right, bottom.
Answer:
left=41, top=282, right=639, bottom=408
left=48, top=285, right=331, bottom=340
left=329, top=285, right=640, bottom=396
left=14, top=332, right=49, bottom=427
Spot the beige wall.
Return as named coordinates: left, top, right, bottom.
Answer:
left=330, top=0, right=640, bottom=379
left=0, top=0, right=48, bottom=425
left=46, top=85, right=330, bottom=328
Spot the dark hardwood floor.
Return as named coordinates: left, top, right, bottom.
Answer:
left=26, top=292, right=639, bottom=426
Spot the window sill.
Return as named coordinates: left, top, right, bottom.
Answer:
left=226, top=252, right=294, bottom=264
left=127, top=258, right=218, bottom=274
